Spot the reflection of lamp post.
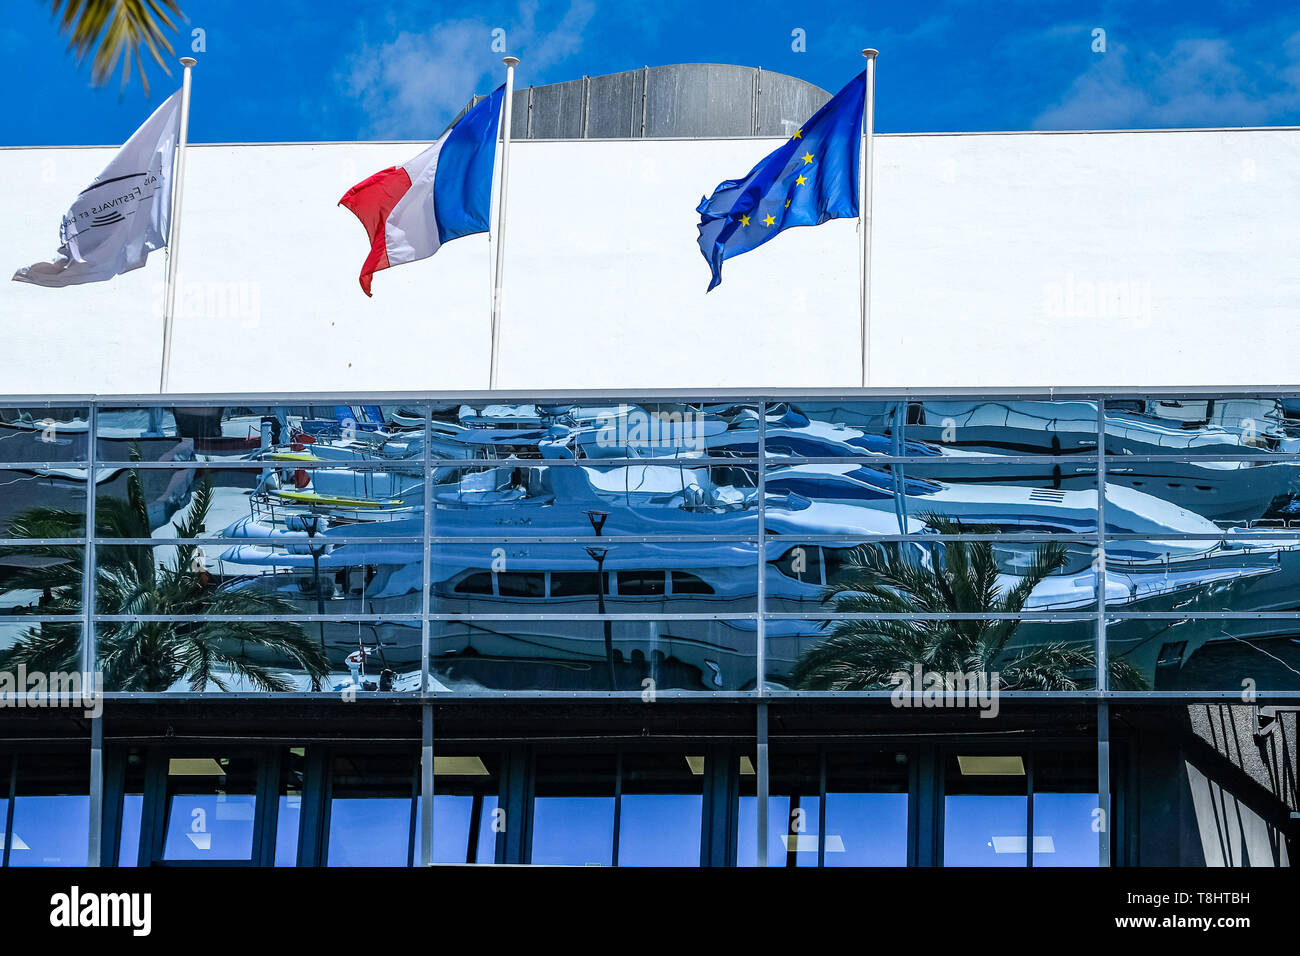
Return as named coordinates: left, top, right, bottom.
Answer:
left=289, top=512, right=329, bottom=655
left=584, top=510, right=614, bottom=689
left=585, top=546, right=614, bottom=690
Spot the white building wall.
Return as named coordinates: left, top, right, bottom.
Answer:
left=1, top=128, right=1298, bottom=395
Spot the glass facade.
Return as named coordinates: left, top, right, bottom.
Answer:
left=0, top=392, right=1295, bottom=867
left=3, top=393, right=1298, bottom=695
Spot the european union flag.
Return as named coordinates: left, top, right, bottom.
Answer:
left=696, top=71, right=865, bottom=291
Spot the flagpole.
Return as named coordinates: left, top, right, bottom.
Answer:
left=860, top=49, right=878, bottom=388
left=488, top=56, right=519, bottom=390
left=159, top=56, right=196, bottom=393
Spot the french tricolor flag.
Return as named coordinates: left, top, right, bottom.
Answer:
left=339, top=85, right=505, bottom=296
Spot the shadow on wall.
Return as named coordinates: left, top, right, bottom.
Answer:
left=1183, top=703, right=1297, bottom=866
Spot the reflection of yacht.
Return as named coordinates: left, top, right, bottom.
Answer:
left=903, top=400, right=1300, bottom=523
left=763, top=461, right=1234, bottom=536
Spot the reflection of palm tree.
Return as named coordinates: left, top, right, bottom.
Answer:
left=49, top=1, right=184, bottom=93
left=0, top=465, right=329, bottom=692
left=791, top=516, right=1145, bottom=691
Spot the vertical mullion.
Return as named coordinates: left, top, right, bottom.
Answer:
left=1096, top=398, right=1111, bottom=869
left=420, top=704, right=434, bottom=866
left=82, top=403, right=99, bottom=864
left=1095, top=397, right=1108, bottom=690
left=421, top=405, right=432, bottom=694
left=81, top=402, right=97, bottom=676
left=755, top=401, right=768, bottom=868
left=88, top=716, right=103, bottom=866
left=1026, top=750, right=1035, bottom=868
left=756, top=702, right=769, bottom=868
left=1098, top=702, right=1112, bottom=867
left=817, top=748, right=827, bottom=868
left=2, top=759, right=15, bottom=868
left=756, top=400, right=766, bottom=696
left=611, top=750, right=623, bottom=867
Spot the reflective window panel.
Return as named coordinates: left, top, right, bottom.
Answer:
left=0, top=544, right=83, bottom=615
left=433, top=541, right=758, bottom=615
left=943, top=753, right=1028, bottom=867
left=94, top=539, right=423, bottom=618
left=738, top=752, right=820, bottom=867
left=426, top=753, right=501, bottom=865
left=903, top=400, right=1099, bottom=458
left=429, top=462, right=759, bottom=537
left=766, top=619, right=1099, bottom=692
left=6, top=753, right=89, bottom=866
left=327, top=752, right=416, bottom=867
left=0, top=623, right=85, bottom=690
left=764, top=463, right=1098, bottom=536
left=1108, top=616, right=1300, bottom=691
left=765, top=539, right=1101, bottom=615
left=0, top=407, right=90, bottom=462
left=1104, top=397, right=1300, bottom=457
left=824, top=752, right=910, bottom=866
left=430, top=401, right=760, bottom=460
left=764, top=401, right=1099, bottom=460
left=1100, top=537, right=1300, bottom=615
left=531, top=754, right=616, bottom=866
left=95, top=405, right=429, bottom=464
left=1104, top=459, right=1300, bottom=532
left=1032, top=751, right=1101, bottom=867
left=617, top=753, right=703, bottom=866
left=430, top=618, right=757, bottom=692
left=0, top=470, right=87, bottom=540
left=161, top=755, right=259, bottom=862
left=90, top=465, right=425, bottom=539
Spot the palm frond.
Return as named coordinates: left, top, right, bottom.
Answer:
left=51, top=0, right=183, bottom=94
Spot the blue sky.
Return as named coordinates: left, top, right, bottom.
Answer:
left=4, top=0, right=1300, bottom=144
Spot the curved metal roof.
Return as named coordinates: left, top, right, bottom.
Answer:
left=453, top=63, right=830, bottom=140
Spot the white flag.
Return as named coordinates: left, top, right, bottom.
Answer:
left=13, top=91, right=182, bottom=288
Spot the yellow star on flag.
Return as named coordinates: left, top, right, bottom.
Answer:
left=763, top=214, right=776, bottom=227
left=802, top=152, right=814, bottom=165
left=739, top=213, right=751, bottom=227
left=792, top=129, right=802, bottom=139
left=795, top=174, right=807, bottom=186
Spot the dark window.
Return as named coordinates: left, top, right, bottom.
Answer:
left=616, top=571, right=666, bottom=596
left=454, top=572, right=494, bottom=595
left=496, top=572, right=545, bottom=598
left=670, top=571, right=714, bottom=594
left=550, top=571, right=597, bottom=597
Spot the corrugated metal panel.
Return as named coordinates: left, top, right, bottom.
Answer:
left=644, top=63, right=758, bottom=138
left=584, top=68, right=645, bottom=138
left=464, top=63, right=831, bottom=141
left=756, top=69, right=831, bottom=137
left=521, top=78, right=586, bottom=139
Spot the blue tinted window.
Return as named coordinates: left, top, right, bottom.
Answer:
left=531, top=754, right=615, bottom=866
left=326, top=752, right=415, bottom=867
left=7, top=754, right=89, bottom=867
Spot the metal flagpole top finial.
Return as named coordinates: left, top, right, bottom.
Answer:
left=180, top=57, right=197, bottom=67
left=862, top=49, right=879, bottom=58
left=503, top=56, right=520, bottom=67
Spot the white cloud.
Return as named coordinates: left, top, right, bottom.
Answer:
left=1035, top=30, right=1300, bottom=129
left=340, top=0, right=596, bottom=138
